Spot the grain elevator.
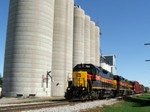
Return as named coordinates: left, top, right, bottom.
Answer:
left=3, top=0, right=101, bottom=97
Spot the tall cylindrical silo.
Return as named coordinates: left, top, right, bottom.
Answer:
left=84, top=15, right=91, bottom=63
left=3, top=0, right=54, bottom=97
left=73, top=6, right=85, bottom=67
left=95, top=26, right=100, bottom=66
left=65, top=0, right=74, bottom=88
left=52, top=0, right=74, bottom=96
left=90, top=21, right=96, bottom=65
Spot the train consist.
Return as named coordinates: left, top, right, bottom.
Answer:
left=65, top=63, right=149, bottom=101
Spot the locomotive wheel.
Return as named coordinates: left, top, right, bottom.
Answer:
left=65, top=93, right=72, bottom=100
left=91, top=91, right=99, bottom=100
left=110, top=91, right=114, bottom=98
left=99, top=90, right=104, bottom=99
left=80, top=95, right=86, bottom=101
left=88, top=91, right=98, bottom=101
left=80, top=94, right=88, bottom=101
left=111, top=90, right=118, bottom=98
left=88, top=92, right=93, bottom=101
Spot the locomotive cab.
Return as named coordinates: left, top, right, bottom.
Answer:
left=113, top=75, right=120, bottom=90
left=65, top=64, right=94, bottom=100
left=72, top=64, right=96, bottom=91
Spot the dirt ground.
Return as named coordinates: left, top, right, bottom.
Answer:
left=0, top=96, right=64, bottom=105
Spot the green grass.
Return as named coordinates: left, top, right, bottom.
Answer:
left=81, top=94, right=150, bottom=112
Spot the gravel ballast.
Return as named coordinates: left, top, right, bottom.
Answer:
left=23, top=99, right=119, bottom=112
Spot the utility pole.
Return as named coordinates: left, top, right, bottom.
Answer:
left=144, top=43, right=150, bottom=62
left=144, top=43, right=150, bottom=45
left=0, top=73, right=2, bottom=87
left=144, top=43, right=150, bottom=91
left=145, top=60, right=150, bottom=62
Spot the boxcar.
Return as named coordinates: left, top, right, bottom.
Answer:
left=134, top=81, right=140, bottom=94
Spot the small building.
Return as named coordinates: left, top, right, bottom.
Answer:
left=100, top=55, right=117, bottom=74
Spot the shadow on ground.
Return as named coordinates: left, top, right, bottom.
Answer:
left=123, top=96, right=150, bottom=107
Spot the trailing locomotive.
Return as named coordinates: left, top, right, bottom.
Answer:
left=65, top=63, right=134, bottom=100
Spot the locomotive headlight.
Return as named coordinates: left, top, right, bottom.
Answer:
left=82, top=88, right=85, bottom=90
left=67, top=88, right=70, bottom=90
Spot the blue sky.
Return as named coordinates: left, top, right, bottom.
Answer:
left=0, top=0, right=9, bottom=76
left=0, top=0, right=150, bottom=87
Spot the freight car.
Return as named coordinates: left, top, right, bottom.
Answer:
left=132, top=81, right=140, bottom=94
left=65, top=63, right=133, bottom=101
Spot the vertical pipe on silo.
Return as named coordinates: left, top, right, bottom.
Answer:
left=73, top=6, right=85, bottom=67
left=95, top=26, right=100, bottom=66
left=3, top=0, right=54, bottom=97
left=90, top=21, right=96, bottom=65
left=84, top=15, right=91, bottom=63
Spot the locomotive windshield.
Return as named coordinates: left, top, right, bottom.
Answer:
left=73, top=64, right=97, bottom=75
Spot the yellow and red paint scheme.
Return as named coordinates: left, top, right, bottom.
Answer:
left=65, top=64, right=135, bottom=100
left=69, top=64, right=117, bottom=94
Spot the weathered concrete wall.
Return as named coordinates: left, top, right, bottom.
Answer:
left=73, top=6, right=85, bottom=67
left=84, top=15, right=91, bottom=63
left=51, top=0, right=74, bottom=96
left=3, top=0, right=54, bottom=97
left=90, top=21, right=96, bottom=65
left=95, top=26, right=100, bottom=66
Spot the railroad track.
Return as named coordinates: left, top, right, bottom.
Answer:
left=0, top=101, right=73, bottom=112
left=0, top=94, right=140, bottom=112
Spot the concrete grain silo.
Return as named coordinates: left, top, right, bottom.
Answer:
left=90, top=21, right=96, bottom=65
left=65, top=0, right=74, bottom=86
left=3, top=0, right=54, bottom=97
left=52, top=0, right=74, bottom=96
left=73, top=6, right=85, bottom=67
left=84, top=15, right=91, bottom=63
left=95, top=26, right=100, bottom=66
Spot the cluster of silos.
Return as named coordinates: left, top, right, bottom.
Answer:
left=3, top=0, right=54, bottom=97
left=3, top=0, right=100, bottom=97
left=3, top=0, right=74, bottom=97
left=73, top=6, right=101, bottom=67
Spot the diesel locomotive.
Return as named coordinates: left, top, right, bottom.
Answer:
left=65, top=63, right=142, bottom=101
